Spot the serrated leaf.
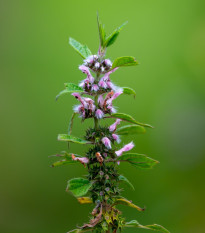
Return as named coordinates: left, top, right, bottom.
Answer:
left=77, top=197, right=93, bottom=204
left=66, top=178, right=92, bottom=197
left=97, top=13, right=106, bottom=47
left=56, top=83, right=83, bottom=100
left=119, top=175, right=135, bottom=190
left=125, top=220, right=170, bottom=233
left=112, top=56, right=138, bottom=69
left=104, top=21, right=127, bottom=47
left=58, top=134, right=91, bottom=144
left=119, top=153, right=159, bottom=169
left=116, top=125, right=146, bottom=135
left=105, top=113, right=153, bottom=128
left=69, top=38, right=92, bottom=59
left=122, top=87, right=136, bottom=97
left=113, top=198, right=144, bottom=211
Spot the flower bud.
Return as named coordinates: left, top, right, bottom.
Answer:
left=101, top=137, right=112, bottom=149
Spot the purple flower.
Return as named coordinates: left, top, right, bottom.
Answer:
left=99, top=171, right=104, bottom=176
left=102, top=137, right=112, bottom=149
left=84, top=55, right=97, bottom=65
left=101, top=66, right=105, bottom=72
left=84, top=98, right=95, bottom=112
left=98, top=78, right=107, bottom=89
left=112, top=134, right=121, bottom=144
left=98, top=94, right=104, bottom=108
left=104, top=59, right=112, bottom=68
left=72, top=94, right=96, bottom=118
left=115, top=142, right=135, bottom=157
left=95, top=109, right=104, bottom=119
left=105, top=187, right=110, bottom=192
left=91, top=84, right=99, bottom=92
left=107, top=89, right=123, bottom=105
left=109, top=119, right=121, bottom=132
left=94, top=62, right=100, bottom=69
left=100, top=191, right=104, bottom=196
left=72, top=93, right=85, bottom=106
left=79, top=65, right=94, bottom=84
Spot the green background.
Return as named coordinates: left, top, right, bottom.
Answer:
left=1, top=0, right=205, bottom=232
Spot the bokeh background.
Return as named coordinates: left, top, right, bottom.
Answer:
left=1, top=0, right=205, bottom=232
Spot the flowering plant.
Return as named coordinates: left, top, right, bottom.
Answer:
left=52, top=15, right=170, bottom=233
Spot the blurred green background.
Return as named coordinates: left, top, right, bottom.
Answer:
left=1, top=0, right=205, bottom=232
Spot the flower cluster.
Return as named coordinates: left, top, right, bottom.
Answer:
left=84, top=55, right=112, bottom=73
left=72, top=59, right=123, bottom=120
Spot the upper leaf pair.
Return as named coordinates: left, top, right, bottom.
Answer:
left=97, top=13, right=127, bottom=49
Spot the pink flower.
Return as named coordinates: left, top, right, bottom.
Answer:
left=84, top=98, right=95, bottom=112
left=107, top=89, right=123, bottom=105
left=72, top=94, right=96, bottom=118
left=104, top=59, right=112, bottom=67
left=112, top=134, right=121, bottom=144
left=102, top=137, right=112, bottom=149
left=107, top=105, right=117, bottom=113
left=115, top=142, right=135, bottom=157
left=94, top=62, right=100, bottom=69
left=72, top=93, right=85, bottom=106
left=79, top=65, right=94, bottom=84
left=72, top=154, right=89, bottom=167
left=91, top=84, right=99, bottom=92
left=98, top=78, right=107, bottom=89
left=95, top=109, right=104, bottom=119
left=109, top=119, right=121, bottom=132
left=98, top=94, right=104, bottom=108
left=84, top=55, right=97, bottom=65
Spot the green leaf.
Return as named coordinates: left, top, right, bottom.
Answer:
left=119, top=153, right=159, bottom=169
left=69, top=37, right=92, bottom=59
left=125, top=220, right=170, bottom=233
left=50, top=151, right=82, bottom=167
left=51, top=159, right=76, bottom=167
left=105, top=113, right=153, bottom=128
left=104, top=21, right=127, bottom=47
left=56, top=83, right=83, bottom=100
left=122, top=87, right=136, bottom=98
left=66, top=178, right=92, bottom=197
left=119, top=175, right=135, bottom=190
left=97, top=13, right=106, bottom=47
left=113, top=198, right=144, bottom=211
left=58, top=134, right=91, bottom=144
left=112, top=56, right=138, bottom=69
left=116, top=125, right=146, bottom=135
